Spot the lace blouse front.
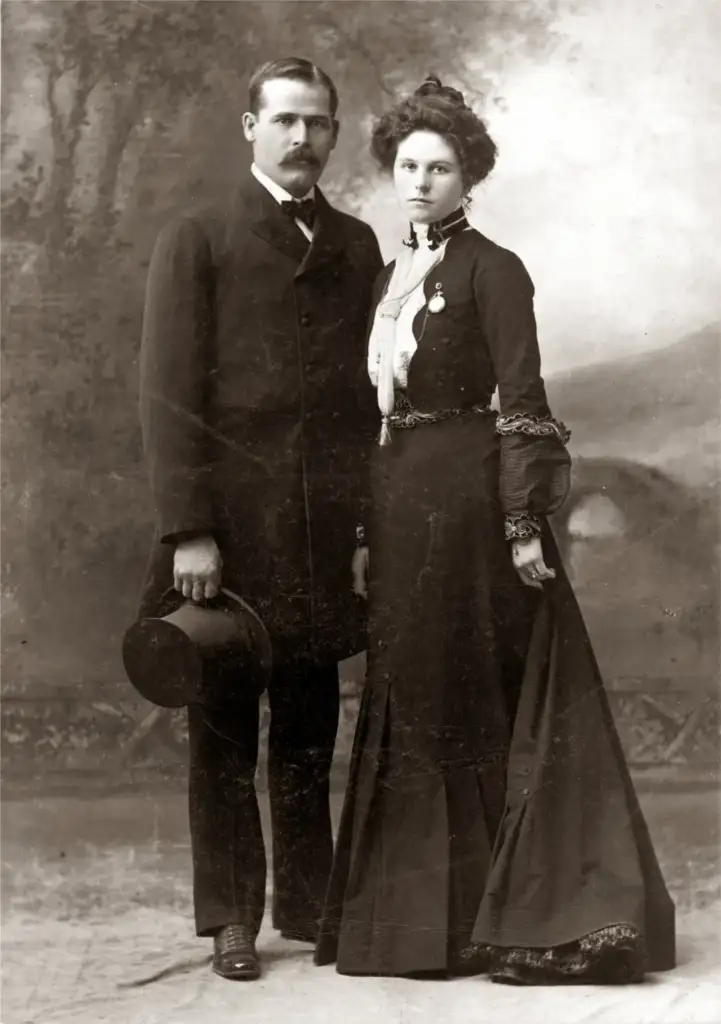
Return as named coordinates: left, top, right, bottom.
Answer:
left=368, top=224, right=451, bottom=389
left=367, top=223, right=572, bottom=541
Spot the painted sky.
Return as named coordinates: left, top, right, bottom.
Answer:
left=5, top=1, right=720, bottom=377
left=362, top=0, right=721, bottom=375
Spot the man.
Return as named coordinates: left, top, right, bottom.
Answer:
left=138, top=57, right=382, bottom=981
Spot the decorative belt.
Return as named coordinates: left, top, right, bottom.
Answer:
left=389, top=393, right=492, bottom=430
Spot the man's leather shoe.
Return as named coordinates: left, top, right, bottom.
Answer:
left=212, top=924, right=260, bottom=981
left=280, top=927, right=317, bottom=944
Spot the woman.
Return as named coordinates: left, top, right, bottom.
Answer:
left=316, top=77, right=676, bottom=983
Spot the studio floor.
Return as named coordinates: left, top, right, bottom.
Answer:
left=2, top=787, right=719, bottom=1024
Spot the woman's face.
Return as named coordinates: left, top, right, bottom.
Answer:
left=393, top=130, right=464, bottom=224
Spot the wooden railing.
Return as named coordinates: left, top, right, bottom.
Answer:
left=1, top=674, right=718, bottom=792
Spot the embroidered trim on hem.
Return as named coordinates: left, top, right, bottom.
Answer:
left=497, top=413, right=571, bottom=446
left=463, top=924, right=646, bottom=984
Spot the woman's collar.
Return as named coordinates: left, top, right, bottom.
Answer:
left=404, top=208, right=469, bottom=251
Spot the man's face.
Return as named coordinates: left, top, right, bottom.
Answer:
left=243, top=77, right=338, bottom=197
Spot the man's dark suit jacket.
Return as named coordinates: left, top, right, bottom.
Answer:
left=138, top=174, right=383, bottom=665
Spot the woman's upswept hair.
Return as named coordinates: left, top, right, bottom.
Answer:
left=371, top=76, right=497, bottom=189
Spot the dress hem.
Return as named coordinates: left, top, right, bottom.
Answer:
left=463, top=923, right=647, bottom=985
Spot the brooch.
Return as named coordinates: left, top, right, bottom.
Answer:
left=428, top=282, right=446, bottom=313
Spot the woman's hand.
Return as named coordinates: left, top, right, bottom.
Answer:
left=511, top=537, right=555, bottom=589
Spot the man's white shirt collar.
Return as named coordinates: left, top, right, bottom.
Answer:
left=251, top=163, right=315, bottom=241
left=251, top=163, right=314, bottom=204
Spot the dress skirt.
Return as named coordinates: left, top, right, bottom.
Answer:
left=315, top=414, right=676, bottom=981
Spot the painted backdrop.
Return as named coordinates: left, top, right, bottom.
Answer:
left=2, top=1, right=719, bottom=785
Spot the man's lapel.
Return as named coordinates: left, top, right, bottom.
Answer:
left=296, top=189, right=346, bottom=279
left=242, top=174, right=346, bottom=276
left=245, top=174, right=310, bottom=266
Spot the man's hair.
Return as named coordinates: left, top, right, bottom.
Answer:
left=248, top=57, right=339, bottom=117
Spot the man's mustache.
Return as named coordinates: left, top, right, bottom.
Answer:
left=282, top=151, right=319, bottom=167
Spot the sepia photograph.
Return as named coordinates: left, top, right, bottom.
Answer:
left=1, top=1, right=719, bottom=1021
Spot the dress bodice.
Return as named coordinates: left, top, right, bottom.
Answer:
left=370, top=224, right=452, bottom=389
left=366, top=226, right=571, bottom=539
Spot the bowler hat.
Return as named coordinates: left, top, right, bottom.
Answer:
left=122, top=587, right=272, bottom=708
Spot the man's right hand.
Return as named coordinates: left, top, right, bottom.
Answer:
left=173, top=535, right=222, bottom=602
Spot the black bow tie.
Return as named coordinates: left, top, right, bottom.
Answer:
left=281, top=197, right=316, bottom=229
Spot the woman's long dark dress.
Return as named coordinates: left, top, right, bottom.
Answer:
left=315, top=227, right=676, bottom=981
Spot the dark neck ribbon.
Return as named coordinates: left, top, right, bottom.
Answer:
left=403, top=208, right=469, bottom=251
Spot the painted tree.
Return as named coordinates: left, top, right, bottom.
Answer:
left=1, top=0, right=557, bottom=685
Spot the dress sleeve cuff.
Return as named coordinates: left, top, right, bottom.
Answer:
left=496, top=413, right=571, bottom=446
left=504, top=513, right=542, bottom=541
